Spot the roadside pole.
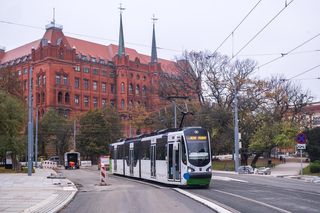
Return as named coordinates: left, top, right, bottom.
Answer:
left=300, top=149, right=303, bottom=175
left=27, top=67, right=33, bottom=176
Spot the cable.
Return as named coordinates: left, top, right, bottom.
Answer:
left=257, top=32, right=320, bottom=69
left=0, top=20, right=181, bottom=53
left=239, top=49, right=320, bottom=57
left=213, top=0, right=263, bottom=54
left=231, top=0, right=295, bottom=60
left=288, top=64, right=320, bottom=80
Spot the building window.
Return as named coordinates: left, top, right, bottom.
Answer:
left=111, top=84, right=115, bottom=94
left=43, top=75, right=46, bottom=86
left=143, top=76, right=147, bottom=81
left=102, top=82, right=106, bottom=93
left=24, top=80, right=27, bottom=90
left=65, top=92, right=70, bottom=104
left=84, top=96, right=89, bottom=107
left=121, top=82, right=125, bottom=93
left=56, top=75, right=61, bottom=85
left=110, top=100, right=115, bottom=107
left=84, top=79, right=89, bottom=90
left=37, top=76, right=41, bottom=86
left=93, top=69, right=99, bottom=75
left=129, top=73, right=133, bottom=79
left=36, top=93, right=40, bottom=104
left=136, top=74, right=140, bottom=80
left=75, top=66, right=80, bottom=72
left=23, top=68, right=28, bottom=74
left=142, top=85, right=147, bottom=96
left=101, top=70, right=107, bottom=76
left=93, top=97, right=98, bottom=108
left=129, top=84, right=133, bottom=94
left=110, top=71, right=115, bottom=78
left=102, top=99, right=106, bottom=107
left=83, top=67, right=90, bottom=73
left=57, top=91, right=63, bottom=103
left=121, top=99, right=125, bottom=109
left=75, top=77, right=80, bottom=89
left=129, top=100, right=133, bottom=108
left=42, top=92, right=45, bottom=103
left=63, top=76, right=68, bottom=85
left=93, top=81, right=98, bottom=91
left=18, top=70, right=21, bottom=76
left=136, top=84, right=140, bottom=95
left=74, top=95, right=80, bottom=106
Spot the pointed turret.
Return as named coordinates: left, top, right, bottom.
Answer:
left=118, top=5, right=126, bottom=57
left=151, top=15, right=158, bottom=64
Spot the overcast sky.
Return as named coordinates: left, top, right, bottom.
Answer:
left=1, top=0, right=319, bottom=100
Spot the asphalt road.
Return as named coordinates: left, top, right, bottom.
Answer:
left=186, top=173, right=320, bottom=213
left=58, top=166, right=214, bottom=213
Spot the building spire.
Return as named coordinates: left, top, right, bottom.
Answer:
left=52, top=8, right=55, bottom=24
left=118, top=4, right=126, bottom=57
left=151, top=14, right=158, bottom=64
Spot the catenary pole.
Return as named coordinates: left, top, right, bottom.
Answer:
left=233, top=79, right=240, bottom=172
left=35, top=107, right=38, bottom=167
left=27, top=67, right=33, bottom=176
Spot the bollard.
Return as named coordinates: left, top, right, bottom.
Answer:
left=100, top=164, right=107, bottom=185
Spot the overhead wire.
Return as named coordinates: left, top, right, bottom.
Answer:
left=213, top=0, right=264, bottom=54
left=231, top=0, right=295, bottom=60
left=287, top=64, right=320, bottom=80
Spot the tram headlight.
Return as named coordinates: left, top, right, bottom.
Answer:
left=206, top=166, right=212, bottom=172
left=187, top=167, right=195, bottom=173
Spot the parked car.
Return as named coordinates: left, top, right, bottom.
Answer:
left=257, top=167, right=271, bottom=175
left=238, top=166, right=254, bottom=174
left=48, top=156, right=60, bottom=164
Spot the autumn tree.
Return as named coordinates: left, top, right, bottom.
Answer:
left=0, top=67, right=23, bottom=98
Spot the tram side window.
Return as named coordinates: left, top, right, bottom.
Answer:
left=133, top=141, right=139, bottom=166
left=110, top=146, right=114, bottom=159
left=125, top=142, right=130, bottom=166
left=141, top=140, right=151, bottom=160
left=117, top=145, right=123, bottom=159
left=156, top=138, right=166, bottom=160
left=181, top=137, right=187, bottom=165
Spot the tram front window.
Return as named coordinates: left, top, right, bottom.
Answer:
left=186, top=140, right=210, bottom=167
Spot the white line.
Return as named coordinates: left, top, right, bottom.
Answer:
left=213, top=189, right=292, bottom=213
left=212, top=176, right=248, bottom=183
left=174, top=188, right=232, bottom=213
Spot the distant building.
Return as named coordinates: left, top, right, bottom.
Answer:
left=301, top=102, right=320, bottom=128
left=0, top=13, right=186, bottom=138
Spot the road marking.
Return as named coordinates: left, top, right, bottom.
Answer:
left=212, top=176, right=248, bottom=183
left=213, top=189, right=292, bottom=213
left=174, top=188, right=232, bottom=213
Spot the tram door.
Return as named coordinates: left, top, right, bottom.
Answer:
left=114, top=148, right=117, bottom=172
left=168, top=141, right=180, bottom=181
left=151, top=144, right=156, bottom=177
left=129, top=143, right=134, bottom=175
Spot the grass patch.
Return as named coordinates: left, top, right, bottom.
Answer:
left=0, top=166, right=34, bottom=173
left=303, top=165, right=320, bottom=176
left=213, top=158, right=282, bottom=171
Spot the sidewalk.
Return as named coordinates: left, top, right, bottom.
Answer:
left=0, top=168, right=77, bottom=213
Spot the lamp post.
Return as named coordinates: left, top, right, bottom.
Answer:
left=233, top=85, right=240, bottom=172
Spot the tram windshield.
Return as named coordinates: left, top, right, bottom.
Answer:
left=184, top=128, right=210, bottom=167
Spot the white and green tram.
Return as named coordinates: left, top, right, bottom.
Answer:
left=109, top=127, right=212, bottom=187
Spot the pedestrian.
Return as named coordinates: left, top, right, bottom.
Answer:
left=283, top=157, right=286, bottom=163
left=280, top=156, right=283, bottom=163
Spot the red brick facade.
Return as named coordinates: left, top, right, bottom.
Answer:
left=0, top=22, right=180, bottom=137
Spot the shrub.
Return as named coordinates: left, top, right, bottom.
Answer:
left=309, top=162, right=320, bottom=173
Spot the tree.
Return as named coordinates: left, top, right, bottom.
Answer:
left=249, top=120, right=297, bottom=167
left=38, top=109, right=72, bottom=162
left=0, top=67, right=22, bottom=98
left=77, top=107, right=122, bottom=162
left=0, top=91, right=26, bottom=169
left=130, top=105, right=151, bottom=135
left=305, top=127, right=320, bottom=162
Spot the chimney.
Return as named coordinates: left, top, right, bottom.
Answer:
left=0, top=46, right=5, bottom=61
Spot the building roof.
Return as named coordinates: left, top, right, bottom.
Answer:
left=0, top=30, right=179, bottom=74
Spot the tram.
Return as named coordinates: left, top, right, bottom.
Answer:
left=109, top=127, right=212, bottom=187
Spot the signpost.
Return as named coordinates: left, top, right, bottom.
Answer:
left=296, top=133, right=306, bottom=175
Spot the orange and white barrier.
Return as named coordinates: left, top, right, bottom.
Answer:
left=42, top=160, right=57, bottom=169
left=100, top=164, right=107, bottom=185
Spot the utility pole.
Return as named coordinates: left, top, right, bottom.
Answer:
left=233, top=79, right=240, bottom=172
left=167, top=96, right=188, bottom=129
left=35, top=107, right=38, bottom=168
left=27, top=67, right=33, bottom=176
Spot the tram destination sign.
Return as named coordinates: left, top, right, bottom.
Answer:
left=186, top=136, right=207, bottom=141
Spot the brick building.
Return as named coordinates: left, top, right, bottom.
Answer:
left=0, top=14, right=182, bottom=137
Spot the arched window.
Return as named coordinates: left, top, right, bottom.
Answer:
left=142, top=85, right=147, bottom=96
left=121, top=99, right=125, bottom=109
left=121, top=82, right=125, bottom=93
left=41, top=92, right=45, bottom=103
left=65, top=92, right=70, bottom=104
left=36, top=93, right=40, bottom=104
left=129, top=83, right=133, bottom=94
left=136, top=84, right=140, bottom=95
left=129, top=100, right=133, bottom=108
left=43, top=75, right=46, bottom=86
left=57, top=91, right=63, bottom=103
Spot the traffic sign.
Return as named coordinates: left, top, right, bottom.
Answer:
left=296, top=144, right=306, bottom=150
left=296, top=133, right=306, bottom=144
